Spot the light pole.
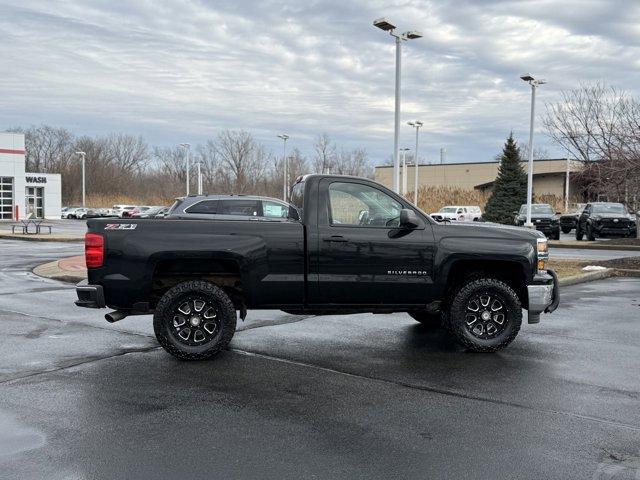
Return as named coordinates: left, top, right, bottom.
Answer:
left=180, top=143, right=191, bottom=196
left=277, top=134, right=289, bottom=201
left=400, top=148, right=410, bottom=195
left=373, top=18, right=422, bottom=194
left=197, top=161, right=203, bottom=195
left=75, top=151, right=86, bottom=207
left=520, top=74, right=546, bottom=228
left=408, top=120, right=423, bottom=204
left=565, top=158, right=570, bottom=212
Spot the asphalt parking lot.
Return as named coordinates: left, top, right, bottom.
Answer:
left=1, top=238, right=640, bottom=479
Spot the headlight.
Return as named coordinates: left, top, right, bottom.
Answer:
left=537, top=238, right=548, bottom=271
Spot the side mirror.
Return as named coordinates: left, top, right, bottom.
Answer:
left=400, top=208, right=419, bottom=229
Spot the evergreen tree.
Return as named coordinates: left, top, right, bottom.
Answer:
left=483, top=133, right=528, bottom=224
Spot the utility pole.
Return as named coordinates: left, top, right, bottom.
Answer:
left=408, top=121, right=423, bottom=205
left=180, top=143, right=191, bottom=196
left=520, top=74, right=546, bottom=228
left=75, top=151, right=86, bottom=206
left=277, top=134, right=289, bottom=201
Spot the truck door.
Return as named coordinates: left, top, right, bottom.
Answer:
left=309, top=179, right=436, bottom=306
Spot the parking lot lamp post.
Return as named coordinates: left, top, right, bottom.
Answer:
left=373, top=18, right=422, bottom=194
left=277, top=134, right=289, bottom=201
left=520, top=74, right=546, bottom=228
left=400, top=148, right=410, bottom=195
left=408, top=121, right=423, bottom=204
left=180, top=143, right=191, bottom=196
left=197, top=161, right=203, bottom=195
left=75, top=151, right=86, bottom=207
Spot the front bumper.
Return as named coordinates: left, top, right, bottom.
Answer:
left=527, top=269, right=559, bottom=324
left=75, top=280, right=105, bottom=308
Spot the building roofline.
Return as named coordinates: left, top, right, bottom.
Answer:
left=375, top=158, right=574, bottom=169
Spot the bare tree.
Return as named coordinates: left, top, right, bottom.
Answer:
left=544, top=82, right=640, bottom=209
left=313, top=133, right=336, bottom=174
left=334, top=148, right=371, bottom=177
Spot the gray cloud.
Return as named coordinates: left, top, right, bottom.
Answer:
left=0, top=0, right=638, bottom=165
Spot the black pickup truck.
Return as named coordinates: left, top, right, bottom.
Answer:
left=76, top=174, right=558, bottom=360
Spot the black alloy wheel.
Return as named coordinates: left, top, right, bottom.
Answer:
left=153, top=281, right=237, bottom=360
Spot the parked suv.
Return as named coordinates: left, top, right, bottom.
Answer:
left=514, top=204, right=560, bottom=240
left=576, top=202, right=637, bottom=240
left=559, top=203, right=586, bottom=233
left=167, top=195, right=299, bottom=221
left=430, top=205, right=482, bottom=222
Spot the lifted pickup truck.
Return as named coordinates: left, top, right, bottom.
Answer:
left=76, top=174, right=558, bottom=360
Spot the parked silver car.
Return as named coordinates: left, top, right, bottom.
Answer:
left=167, top=195, right=299, bottom=222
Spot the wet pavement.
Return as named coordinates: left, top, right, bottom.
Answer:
left=1, top=240, right=640, bottom=479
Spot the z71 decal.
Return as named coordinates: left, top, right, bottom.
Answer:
left=104, top=224, right=137, bottom=230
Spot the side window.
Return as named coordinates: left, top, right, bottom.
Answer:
left=185, top=200, right=219, bottom=214
left=218, top=200, right=260, bottom=216
left=328, top=182, right=402, bottom=227
left=262, top=200, right=288, bottom=218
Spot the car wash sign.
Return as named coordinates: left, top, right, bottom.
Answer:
left=26, top=176, right=47, bottom=184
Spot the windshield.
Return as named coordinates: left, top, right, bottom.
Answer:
left=520, top=204, right=554, bottom=214
left=439, top=207, right=457, bottom=213
left=592, top=204, right=627, bottom=214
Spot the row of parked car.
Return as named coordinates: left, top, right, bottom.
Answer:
left=61, top=205, right=168, bottom=219
left=514, top=202, right=638, bottom=240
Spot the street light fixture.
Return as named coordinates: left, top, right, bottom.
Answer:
left=277, top=134, right=289, bottom=201
left=520, top=73, right=546, bottom=228
left=407, top=121, right=423, bottom=205
left=179, top=143, right=191, bottom=196
left=75, top=151, right=86, bottom=207
left=400, top=147, right=410, bottom=195
left=373, top=17, right=423, bottom=194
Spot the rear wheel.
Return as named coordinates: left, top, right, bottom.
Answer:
left=444, top=278, right=522, bottom=352
left=153, top=281, right=237, bottom=360
left=408, top=311, right=442, bottom=329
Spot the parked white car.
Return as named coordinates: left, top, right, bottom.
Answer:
left=113, top=204, right=136, bottom=218
left=61, top=207, right=81, bottom=219
left=430, top=205, right=482, bottom=222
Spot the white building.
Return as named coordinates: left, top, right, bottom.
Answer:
left=0, top=132, right=62, bottom=220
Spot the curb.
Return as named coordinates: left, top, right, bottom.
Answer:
left=32, top=259, right=87, bottom=284
left=558, top=268, right=615, bottom=287
left=0, top=233, right=83, bottom=243
left=549, top=241, right=640, bottom=252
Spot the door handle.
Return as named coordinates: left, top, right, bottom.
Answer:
left=322, top=235, right=348, bottom=243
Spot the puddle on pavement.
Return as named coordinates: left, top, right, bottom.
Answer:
left=0, top=410, right=45, bottom=457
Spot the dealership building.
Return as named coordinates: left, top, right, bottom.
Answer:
left=0, top=132, right=62, bottom=220
left=374, top=158, right=583, bottom=200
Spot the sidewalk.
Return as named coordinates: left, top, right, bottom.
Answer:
left=0, top=231, right=83, bottom=242
left=33, top=255, right=87, bottom=283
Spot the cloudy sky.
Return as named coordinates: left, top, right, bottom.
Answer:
left=1, top=0, right=638, bottom=165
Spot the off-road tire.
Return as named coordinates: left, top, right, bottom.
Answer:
left=444, top=278, right=522, bottom=352
left=153, top=281, right=237, bottom=361
left=551, top=230, right=560, bottom=241
left=575, top=226, right=584, bottom=241
left=586, top=224, right=596, bottom=241
left=408, top=311, right=442, bottom=329
left=561, top=226, right=572, bottom=234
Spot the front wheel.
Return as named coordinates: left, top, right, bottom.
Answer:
left=561, top=226, right=572, bottom=234
left=153, top=281, right=237, bottom=360
left=586, top=224, right=596, bottom=241
left=444, top=278, right=522, bottom=352
left=576, top=227, right=584, bottom=241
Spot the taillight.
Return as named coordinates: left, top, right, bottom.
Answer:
left=85, top=233, right=104, bottom=268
